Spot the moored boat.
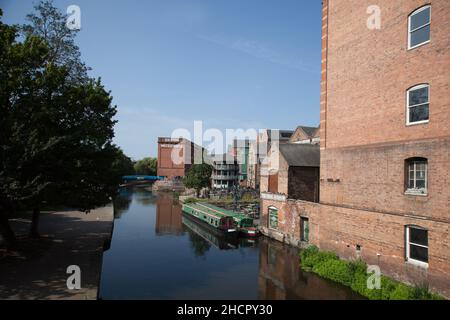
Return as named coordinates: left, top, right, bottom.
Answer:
left=195, top=203, right=260, bottom=238
left=181, top=203, right=237, bottom=234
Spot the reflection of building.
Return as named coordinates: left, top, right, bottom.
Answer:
left=257, top=239, right=360, bottom=300
left=155, top=194, right=183, bottom=235
left=211, top=154, right=239, bottom=189
left=157, top=137, right=205, bottom=180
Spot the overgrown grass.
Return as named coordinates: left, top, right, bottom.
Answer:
left=300, top=246, right=444, bottom=300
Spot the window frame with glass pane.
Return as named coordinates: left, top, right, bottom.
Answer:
left=408, top=5, right=431, bottom=50
left=406, top=226, right=429, bottom=267
left=301, top=217, right=309, bottom=242
left=405, top=158, right=428, bottom=195
left=407, top=84, right=429, bottom=125
left=268, top=206, right=278, bottom=230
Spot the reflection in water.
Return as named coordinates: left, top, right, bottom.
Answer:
left=100, top=187, right=362, bottom=299
left=258, top=239, right=362, bottom=300
left=155, top=193, right=183, bottom=236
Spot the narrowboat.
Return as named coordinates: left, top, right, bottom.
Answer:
left=181, top=203, right=237, bottom=235
left=195, top=203, right=260, bottom=238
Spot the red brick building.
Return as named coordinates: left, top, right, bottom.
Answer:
left=261, top=0, right=450, bottom=297
left=157, top=137, right=204, bottom=180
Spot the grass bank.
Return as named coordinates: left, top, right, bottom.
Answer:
left=300, top=246, right=444, bottom=300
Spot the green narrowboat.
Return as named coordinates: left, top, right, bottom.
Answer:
left=195, top=203, right=260, bottom=238
left=181, top=203, right=237, bottom=234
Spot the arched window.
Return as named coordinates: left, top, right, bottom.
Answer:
left=408, top=5, right=431, bottom=49
left=268, top=206, right=278, bottom=230
left=407, top=84, right=429, bottom=125
left=405, top=157, right=428, bottom=195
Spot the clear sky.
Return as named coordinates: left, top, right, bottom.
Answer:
left=1, top=0, right=322, bottom=160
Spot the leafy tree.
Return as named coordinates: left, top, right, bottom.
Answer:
left=21, top=0, right=89, bottom=84
left=112, top=148, right=135, bottom=177
left=183, top=164, right=213, bottom=197
left=0, top=8, right=126, bottom=242
left=134, top=157, right=157, bottom=176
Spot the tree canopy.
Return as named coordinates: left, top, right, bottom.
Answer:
left=134, top=157, right=157, bottom=176
left=183, top=164, right=213, bottom=196
left=0, top=4, right=131, bottom=245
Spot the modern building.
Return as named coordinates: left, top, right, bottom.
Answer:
left=229, top=139, right=251, bottom=184
left=261, top=0, right=450, bottom=297
left=210, top=154, right=240, bottom=189
left=157, top=137, right=205, bottom=180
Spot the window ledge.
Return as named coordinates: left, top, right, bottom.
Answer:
left=406, top=120, right=429, bottom=126
left=405, top=190, right=428, bottom=197
left=407, top=40, right=430, bottom=51
left=406, top=259, right=429, bottom=269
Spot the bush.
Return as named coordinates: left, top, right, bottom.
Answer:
left=299, top=246, right=444, bottom=300
left=300, top=246, right=338, bottom=271
left=313, top=259, right=354, bottom=286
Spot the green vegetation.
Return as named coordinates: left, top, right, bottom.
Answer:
left=0, top=2, right=131, bottom=246
left=300, top=246, right=444, bottom=300
left=134, top=157, right=157, bottom=176
left=183, top=164, right=213, bottom=197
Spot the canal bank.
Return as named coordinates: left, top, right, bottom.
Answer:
left=0, top=206, right=114, bottom=300
left=99, top=186, right=363, bottom=299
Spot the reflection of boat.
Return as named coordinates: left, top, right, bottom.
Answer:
left=182, top=216, right=239, bottom=250
left=195, top=203, right=260, bottom=238
left=182, top=203, right=236, bottom=234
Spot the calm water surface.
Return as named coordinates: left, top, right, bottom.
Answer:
left=99, top=186, right=362, bottom=300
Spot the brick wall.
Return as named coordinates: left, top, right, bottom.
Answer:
left=260, top=197, right=450, bottom=297
left=321, top=137, right=450, bottom=222
left=324, top=0, right=450, bottom=148
left=288, top=167, right=320, bottom=202
left=315, top=0, right=450, bottom=297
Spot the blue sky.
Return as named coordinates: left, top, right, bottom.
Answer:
left=1, top=0, right=322, bottom=159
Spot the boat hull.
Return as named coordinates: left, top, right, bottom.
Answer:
left=239, top=227, right=260, bottom=238
left=181, top=210, right=237, bottom=237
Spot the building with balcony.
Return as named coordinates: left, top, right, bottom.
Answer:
left=210, top=154, right=239, bottom=189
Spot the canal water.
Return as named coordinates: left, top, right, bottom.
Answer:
left=99, top=186, right=362, bottom=300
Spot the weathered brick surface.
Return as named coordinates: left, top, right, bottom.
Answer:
left=321, top=138, right=450, bottom=222
left=324, top=0, right=450, bottom=148
left=313, top=0, right=450, bottom=297
left=261, top=197, right=450, bottom=297
left=288, top=167, right=320, bottom=202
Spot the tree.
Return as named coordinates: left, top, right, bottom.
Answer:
left=134, top=157, right=157, bottom=176
left=183, top=164, right=213, bottom=197
left=21, top=0, right=89, bottom=84
left=0, top=8, right=125, bottom=241
left=112, top=149, right=135, bottom=177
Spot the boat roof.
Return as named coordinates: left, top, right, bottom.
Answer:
left=195, top=203, right=253, bottom=221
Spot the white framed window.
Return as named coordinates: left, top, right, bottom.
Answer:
left=405, top=158, right=428, bottom=195
left=268, top=206, right=278, bottom=230
left=408, top=5, right=431, bottom=50
left=407, top=84, right=429, bottom=125
left=405, top=226, right=428, bottom=267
